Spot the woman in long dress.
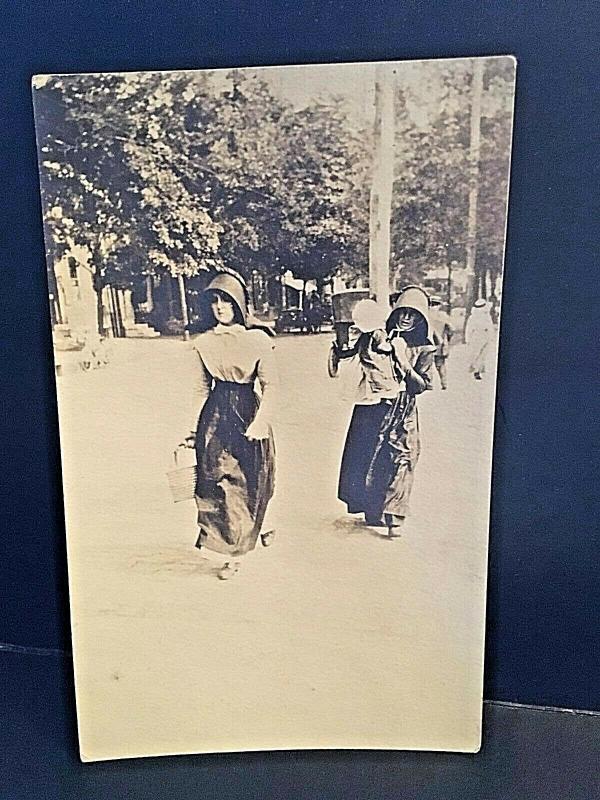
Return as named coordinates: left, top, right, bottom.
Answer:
left=186, top=273, right=277, bottom=580
left=466, top=298, right=494, bottom=380
left=364, top=287, right=436, bottom=539
left=336, top=299, right=401, bottom=524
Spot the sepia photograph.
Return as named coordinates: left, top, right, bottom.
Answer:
left=32, top=56, right=516, bottom=761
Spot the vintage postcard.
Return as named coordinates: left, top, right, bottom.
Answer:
left=32, top=56, right=515, bottom=761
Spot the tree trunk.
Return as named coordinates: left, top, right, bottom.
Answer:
left=95, top=286, right=104, bottom=337
left=177, top=273, right=190, bottom=340
left=369, top=64, right=394, bottom=305
left=92, top=269, right=106, bottom=337
left=108, top=286, right=125, bottom=338
left=462, top=59, right=484, bottom=343
left=145, top=275, right=154, bottom=312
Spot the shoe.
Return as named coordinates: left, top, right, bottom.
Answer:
left=260, top=530, right=275, bottom=547
left=387, top=518, right=405, bottom=539
left=365, top=515, right=386, bottom=527
left=217, top=561, right=240, bottom=580
left=474, top=372, right=482, bottom=381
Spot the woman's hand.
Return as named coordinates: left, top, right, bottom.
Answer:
left=245, top=418, right=270, bottom=441
left=392, top=337, right=413, bottom=374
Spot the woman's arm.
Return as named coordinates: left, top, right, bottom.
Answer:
left=335, top=338, right=361, bottom=359
left=188, top=345, right=212, bottom=437
left=391, top=338, right=434, bottom=394
left=246, top=337, right=279, bottom=440
left=405, top=350, right=434, bottom=394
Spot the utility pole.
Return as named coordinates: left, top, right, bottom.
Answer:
left=369, top=64, right=395, bottom=306
left=463, top=58, right=484, bottom=341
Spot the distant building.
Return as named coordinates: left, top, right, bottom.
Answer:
left=49, top=247, right=159, bottom=348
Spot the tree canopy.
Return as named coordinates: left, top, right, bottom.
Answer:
left=33, top=69, right=370, bottom=296
left=390, top=58, right=514, bottom=301
left=33, top=59, right=514, bottom=315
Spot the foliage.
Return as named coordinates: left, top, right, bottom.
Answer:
left=390, top=58, right=514, bottom=303
left=33, top=59, right=514, bottom=322
left=34, top=70, right=370, bottom=300
left=278, top=99, right=370, bottom=286
left=34, top=72, right=223, bottom=288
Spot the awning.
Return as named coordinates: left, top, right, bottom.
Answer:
left=281, top=271, right=316, bottom=293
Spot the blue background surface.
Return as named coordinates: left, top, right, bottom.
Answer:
left=1, top=0, right=598, bottom=717
left=2, top=651, right=599, bottom=799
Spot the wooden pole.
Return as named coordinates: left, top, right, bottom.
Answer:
left=177, top=273, right=190, bottom=340
left=463, top=59, right=484, bottom=341
left=369, top=65, right=394, bottom=305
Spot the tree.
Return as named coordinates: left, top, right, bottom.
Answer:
left=463, top=58, right=484, bottom=339
left=34, top=74, right=137, bottom=332
left=389, top=56, right=514, bottom=315
left=476, top=57, right=515, bottom=322
left=34, top=72, right=224, bottom=331
left=278, top=98, right=370, bottom=293
left=189, top=70, right=295, bottom=285
left=391, top=60, right=472, bottom=290
left=34, top=62, right=515, bottom=332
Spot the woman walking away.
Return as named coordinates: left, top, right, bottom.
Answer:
left=364, top=286, right=436, bottom=539
left=185, top=273, right=277, bottom=580
left=337, top=299, right=400, bottom=525
left=429, top=295, right=453, bottom=390
left=466, top=298, right=493, bottom=380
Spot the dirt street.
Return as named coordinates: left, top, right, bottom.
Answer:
left=56, top=332, right=496, bottom=760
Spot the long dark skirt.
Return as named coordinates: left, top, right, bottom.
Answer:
left=194, top=380, right=275, bottom=557
left=364, top=392, right=420, bottom=522
left=338, top=401, right=390, bottom=515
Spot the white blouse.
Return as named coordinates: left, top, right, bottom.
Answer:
left=188, top=324, right=278, bottom=432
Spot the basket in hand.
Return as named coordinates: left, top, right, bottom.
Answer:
left=166, top=445, right=197, bottom=503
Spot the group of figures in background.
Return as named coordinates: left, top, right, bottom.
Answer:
left=177, top=271, right=496, bottom=580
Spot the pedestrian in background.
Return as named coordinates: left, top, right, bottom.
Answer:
left=429, top=295, right=453, bottom=390
left=466, top=298, right=494, bottom=380
left=337, top=299, right=400, bottom=525
left=184, top=272, right=277, bottom=581
left=364, top=286, right=436, bottom=539
left=305, top=290, right=323, bottom=334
